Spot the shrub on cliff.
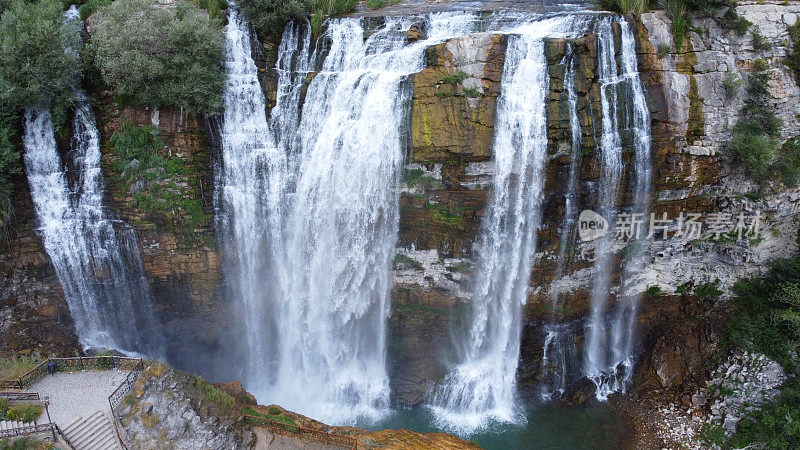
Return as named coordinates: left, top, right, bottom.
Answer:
left=237, top=0, right=356, bottom=38
left=0, top=0, right=82, bottom=125
left=723, top=258, right=800, bottom=448
left=237, top=0, right=308, bottom=37
left=90, top=0, right=225, bottom=115
left=0, top=124, right=20, bottom=217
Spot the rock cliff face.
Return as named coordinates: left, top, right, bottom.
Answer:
left=0, top=178, right=78, bottom=356
left=93, top=99, right=234, bottom=374
left=391, top=5, right=800, bottom=403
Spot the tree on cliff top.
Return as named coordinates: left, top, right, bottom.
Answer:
left=237, top=0, right=357, bottom=39
left=90, top=0, right=225, bottom=115
left=0, top=0, right=82, bottom=124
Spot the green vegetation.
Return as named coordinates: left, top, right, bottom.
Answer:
left=595, top=1, right=748, bottom=50
left=441, top=71, right=469, bottom=85
left=108, top=123, right=210, bottom=242
left=657, top=43, right=671, bottom=58
left=394, top=253, right=423, bottom=269
left=787, top=21, right=800, bottom=84
left=189, top=374, right=235, bottom=409
left=0, top=0, right=82, bottom=127
left=720, top=7, right=751, bottom=35
left=192, top=0, right=223, bottom=20
left=594, top=0, right=650, bottom=15
left=402, top=168, right=443, bottom=190
left=2, top=404, right=43, bottom=423
left=237, top=0, right=308, bottom=38
left=751, top=29, right=771, bottom=52
left=95, top=350, right=113, bottom=368
left=0, top=437, right=52, bottom=450
left=90, top=0, right=225, bottom=115
left=238, top=0, right=356, bottom=38
left=664, top=0, right=691, bottom=50
left=1, top=399, right=43, bottom=423
left=695, top=279, right=723, bottom=299
left=447, top=261, right=471, bottom=273
left=726, top=58, right=786, bottom=183
left=0, top=352, right=42, bottom=380
left=723, top=72, right=741, bottom=97
left=697, top=422, right=726, bottom=446
left=308, top=0, right=357, bottom=35
left=366, top=0, right=401, bottom=9
left=78, top=0, right=109, bottom=19
left=243, top=407, right=300, bottom=433
left=463, top=87, right=480, bottom=98
left=141, top=412, right=160, bottom=428
left=644, top=285, right=662, bottom=298
left=719, top=258, right=800, bottom=448
left=0, top=123, right=20, bottom=224
left=777, top=137, right=800, bottom=187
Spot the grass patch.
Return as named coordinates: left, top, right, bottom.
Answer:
left=243, top=407, right=299, bottom=433
left=0, top=352, right=42, bottom=380
left=697, top=422, right=726, bottom=446
left=657, top=43, right=671, bottom=58
left=0, top=437, right=53, bottom=450
left=723, top=72, right=741, bottom=97
left=447, top=261, right=471, bottom=273
left=643, top=285, right=662, bottom=298
left=2, top=404, right=43, bottom=423
left=78, top=0, right=110, bottom=19
left=394, top=253, right=423, bottom=270
left=441, top=71, right=469, bottom=85
left=594, top=0, right=649, bottom=15
left=189, top=374, right=235, bottom=410
left=108, top=123, right=211, bottom=245
left=141, top=412, right=160, bottom=429
left=720, top=258, right=800, bottom=447
left=751, top=30, right=771, bottom=52
left=777, top=136, right=800, bottom=187
left=463, top=87, right=480, bottom=98
left=366, top=0, right=401, bottom=9
left=726, top=62, right=782, bottom=183
left=720, top=7, right=751, bottom=36
left=695, top=279, right=723, bottom=300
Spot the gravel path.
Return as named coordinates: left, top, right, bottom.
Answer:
left=30, top=369, right=129, bottom=427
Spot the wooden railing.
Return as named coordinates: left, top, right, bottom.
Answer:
left=243, top=414, right=358, bottom=450
left=0, top=356, right=144, bottom=449
left=107, top=359, right=144, bottom=450
left=0, top=356, right=142, bottom=390
left=0, top=391, right=40, bottom=401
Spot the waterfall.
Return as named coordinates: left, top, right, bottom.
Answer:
left=429, top=17, right=574, bottom=435
left=219, top=10, right=478, bottom=425
left=583, top=17, right=652, bottom=400
left=217, top=6, right=286, bottom=382
left=23, top=99, right=165, bottom=357
left=540, top=43, right=583, bottom=400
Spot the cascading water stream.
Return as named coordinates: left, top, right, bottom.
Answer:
left=429, top=17, right=575, bottom=435
left=583, top=17, right=652, bottom=400
left=540, top=44, right=583, bottom=400
left=219, top=10, right=478, bottom=425
left=605, top=20, right=653, bottom=393
left=23, top=94, right=165, bottom=357
left=217, top=6, right=287, bottom=384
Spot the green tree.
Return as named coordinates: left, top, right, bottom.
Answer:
left=90, top=0, right=225, bottom=115
left=0, top=0, right=82, bottom=126
left=237, top=0, right=309, bottom=38
left=0, top=123, right=20, bottom=222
